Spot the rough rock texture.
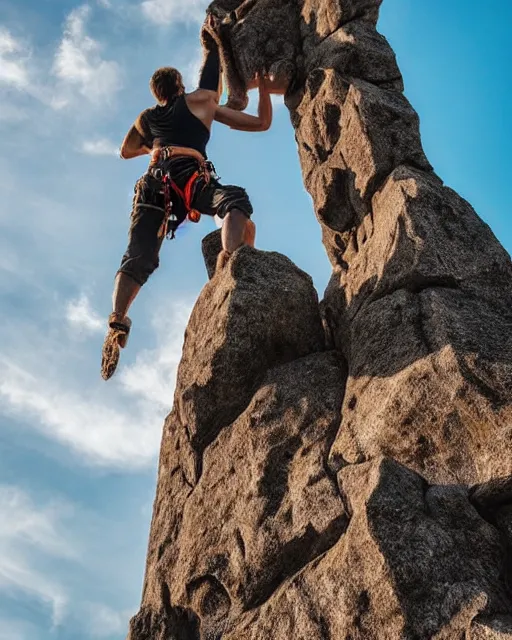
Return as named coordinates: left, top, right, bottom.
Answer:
left=206, top=0, right=301, bottom=109
left=128, top=247, right=347, bottom=639
left=471, top=617, right=512, bottom=639
left=128, top=0, right=512, bottom=637
left=223, top=459, right=512, bottom=639
left=173, top=246, right=325, bottom=463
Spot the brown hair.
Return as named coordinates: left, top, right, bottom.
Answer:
left=150, top=67, right=185, bottom=103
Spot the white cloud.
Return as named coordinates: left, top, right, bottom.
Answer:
left=0, top=29, right=29, bottom=89
left=119, top=299, right=192, bottom=407
left=0, top=361, right=161, bottom=467
left=246, top=89, right=285, bottom=113
left=0, top=486, right=134, bottom=635
left=141, top=0, right=209, bottom=25
left=0, top=486, right=74, bottom=626
left=183, top=44, right=204, bottom=89
left=81, top=138, right=120, bottom=156
left=0, top=8, right=122, bottom=111
left=53, top=5, right=122, bottom=106
left=0, top=245, right=21, bottom=275
left=0, top=295, right=191, bottom=468
left=84, top=603, right=134, bottom=638
left=66, top=293, right=104, bottom=333
left=272, top=93, right=285, bottom=107
left=0, top=487, right=75, bottom=559
left=0, top=555, right=68, bottom=627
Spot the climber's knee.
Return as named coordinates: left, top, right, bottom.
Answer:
left=210, top=185, right=253, bottom=221
left=222, top=208, right=250, bottom=254
left=118, top=194, right=165, bottom=286
left=117, top=253, right=160, bottom=287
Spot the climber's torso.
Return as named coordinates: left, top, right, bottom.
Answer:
left=136, top=92, right=216, bottom=157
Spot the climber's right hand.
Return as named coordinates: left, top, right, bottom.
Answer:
left=202, top=13, right=221, bottom=43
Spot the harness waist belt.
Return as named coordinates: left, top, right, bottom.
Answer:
left=150, top=145, right=205, bottom=166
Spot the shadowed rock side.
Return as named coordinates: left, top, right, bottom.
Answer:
left=127, top=0, right=512, bottom=637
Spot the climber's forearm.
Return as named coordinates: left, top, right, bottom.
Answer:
left=120, top=126, right=151, bottom=159
left=214, top=80, right=272, bottom=131
left=214, top=105, right=270, bottom=132
left=256, top=83, right=272, bottom=130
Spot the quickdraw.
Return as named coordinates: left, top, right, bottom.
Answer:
left=160, top=174, right=178, bottom=239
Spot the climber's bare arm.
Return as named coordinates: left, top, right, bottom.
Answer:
left=214, top=79, right=272, bottom=132
left=120, top=124, right=151, bottom=160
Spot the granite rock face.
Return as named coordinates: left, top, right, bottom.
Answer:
left=128, top=247, right=347, bottom=639
left=289, top=8, right=512, bottom=484
left=223, top=459, right=512, bottom=639
left=127, top=0, right=512, bottom=637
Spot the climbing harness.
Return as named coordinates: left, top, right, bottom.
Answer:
left=149, top=146, right=218, bottom=240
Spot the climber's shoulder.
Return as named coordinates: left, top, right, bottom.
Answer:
left=184, top=90, right=219, bottom=127
left=186, top=88, right=219, bottom=106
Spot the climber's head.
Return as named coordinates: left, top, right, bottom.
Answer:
left=150, top=67, right=185, bottom=104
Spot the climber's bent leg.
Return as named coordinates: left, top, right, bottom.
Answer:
left=114, top=203, right=165, bottom=320
left=222, top=208, right=249, bottom=253
left=109, top=272, right=140, bottom=348
left=102, top=177, right=165, bottom=380
left=112, top=273, right=140, bottom=320
left=216, top=208, right=255, bottom=272
left=193, top=179, right=254, bottom=272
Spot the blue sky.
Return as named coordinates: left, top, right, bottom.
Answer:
left=0, top=0, right=510, bottom=638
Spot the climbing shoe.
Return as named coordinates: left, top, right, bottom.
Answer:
left=101, top=314, right=131, bottom=381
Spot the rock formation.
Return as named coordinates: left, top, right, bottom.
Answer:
left=127, top=1, right=512, bottom=638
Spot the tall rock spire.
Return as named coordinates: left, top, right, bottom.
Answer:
left=127, top=2, right=512, bottom=638
left=288, top=0, right=512, bottom=485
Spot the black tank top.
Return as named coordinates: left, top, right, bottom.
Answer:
left=136, top=95, right=210, bottom=157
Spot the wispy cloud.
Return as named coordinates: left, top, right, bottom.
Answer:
left=245, top=89, right=285, bottom=114
left=84, top=603, right=134, bottom=638
left=53, top=5, right=122, bottom=107
left=140, top=0, right=209, bottom=25
left=0, top=486, right=74, bottom=626
left=183, top=44, right=204, bottom=89
left=0, top=7, right=122, bottom=111
left=0, top=486, right=136, bottom=636
left=0, top=487, right=75, bottom=559
left=0, top=360, right=161, bottom=467
left=0, top=103, right=29, bottom=122
left=81, top=138, right=120, bottom=156
left=119, top=299, right=192, bottom=408
left=66, top=293, right=105, bottom=333
left=0, top=294, right=191, bottom=468
left=0, top=28, right=29, bottom=89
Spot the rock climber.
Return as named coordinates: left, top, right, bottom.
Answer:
left=101, top=17, right=274, bottom=381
